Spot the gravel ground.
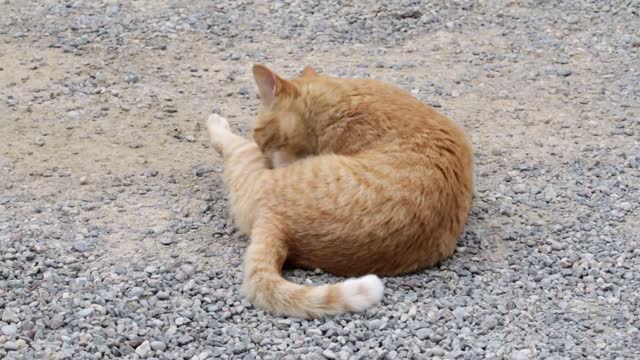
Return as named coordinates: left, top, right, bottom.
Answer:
left=1, top=1, right=640, bottom=359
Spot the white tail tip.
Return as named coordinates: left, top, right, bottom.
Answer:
left=341, top=274, right=384, bottom=312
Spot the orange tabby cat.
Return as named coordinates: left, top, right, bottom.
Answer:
left=205, top=64, right=473, bottom=318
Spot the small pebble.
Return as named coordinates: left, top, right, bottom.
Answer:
left=77, top=307, right=94, bottom=318
left=511, top=349, right=534, bottom=360
left=67, top=110, right=81, bottom=120
left=1, top=324, right=17, bottom=337
left=135, top=340, right=151, bottom=357
left=322, top=349, right=337, bottom=359
left=73, top=242, right=88, bottom=252
left=3, top=341, right=18, bottom=351
left=124, top=72, right=140, bottom=84
left=150, top=340, right=167, bottom=351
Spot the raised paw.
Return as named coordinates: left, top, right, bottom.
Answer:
left=207, top=113, right=231, bottom=134
left=206, top=113, right=234, bottom=154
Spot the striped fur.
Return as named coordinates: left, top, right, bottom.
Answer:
left=205, top=64, right=473, bottom=318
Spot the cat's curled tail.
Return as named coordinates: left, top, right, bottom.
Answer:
left=241, top=218, right=384, bottom=318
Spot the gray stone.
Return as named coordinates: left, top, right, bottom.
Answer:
left=128, top=286, right=144, bottom=298
left=3, top=341, right=18, bottom=351
left=150, top=341, right=167, bottom=351
left=1, top=312, right=19, bottom=323
left=124, top=72, right=140, bottom=84
left=512, top=184, right=527, bottom=194
left=511, top=349, right=534, bottom=360
left=77, top=307, right=94, bottom=318
left=232, top=342, right=247, bottom=354
left=453, top=307, right=469, bottom=322
left=306, top=328, right=322, bottom=337
left=557, top=68, right=573, bottom=77
left=1, top=324, right=17, bottom=337
left=73, top=241, right=88, bottom=252
left=428, top=347, right=445, bottom=356
left=67, top=110, right=82, bottom=120
left=135, top=340, right=151, bottom=358
left=616, top=202, right=632, bottom=212
left=322, top=349, right=337, bottom=359
left=367, top=319, right=383, bottom=330
left=177, top=335, right=193, bottom=345
left=49, top=315, right=64, bottom=329
left=415, top=328, right=431, bottom=340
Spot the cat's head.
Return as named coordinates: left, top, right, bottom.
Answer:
left=251, top=64, right=327, bottom=163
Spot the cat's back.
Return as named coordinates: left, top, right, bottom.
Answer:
left=326, top=77, right=472, bottom=170
left=287, top=75, right=473, bottom=220
left=263, top=76, right=473, bottom=276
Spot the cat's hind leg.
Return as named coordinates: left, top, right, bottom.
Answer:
left=206, top=113, right=268, bottom=235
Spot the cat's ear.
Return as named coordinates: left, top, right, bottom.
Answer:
left=300, top=66, right=318, bottom=78
left=252, top=64, right=296, bottom=107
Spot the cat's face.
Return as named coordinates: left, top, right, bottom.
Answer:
left=251, top=65, right=320, bottom=166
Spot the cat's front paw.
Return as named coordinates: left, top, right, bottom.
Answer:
left=206, top=113, right=233, bottom=153
left=207, top=113, right=232, bottom=134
